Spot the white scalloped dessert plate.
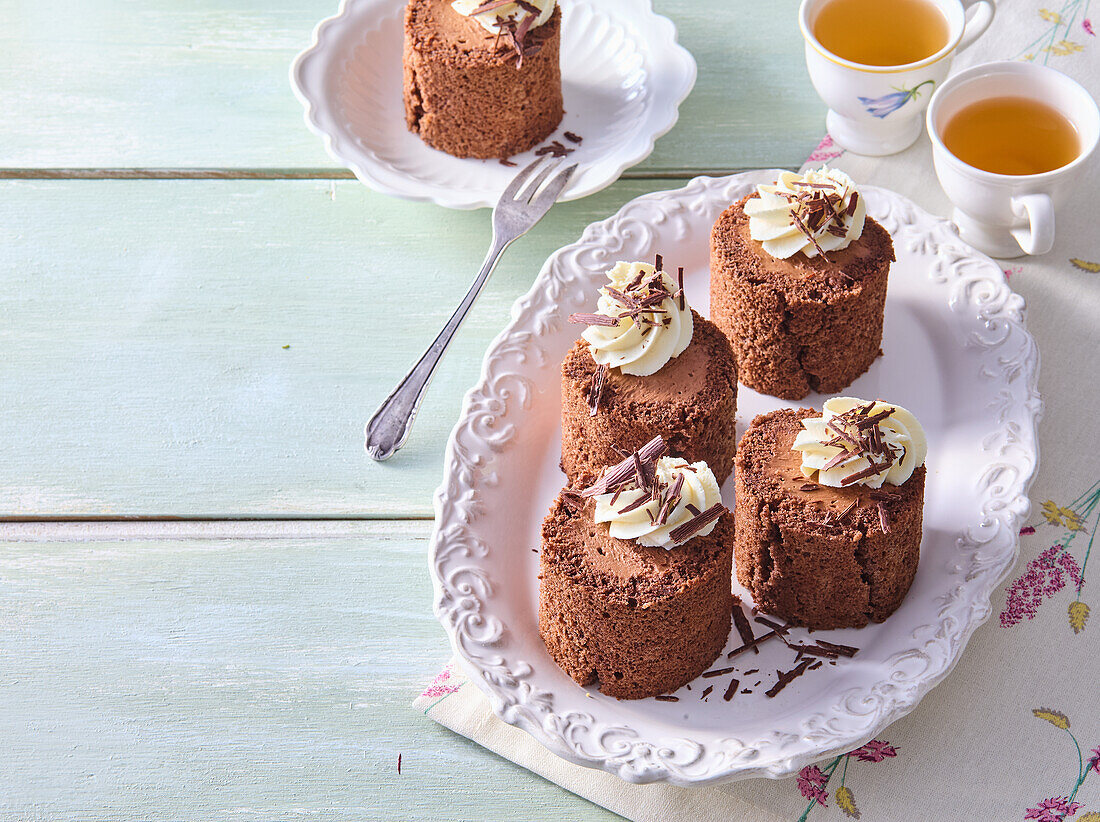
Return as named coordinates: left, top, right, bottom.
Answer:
left=291, top=0, right=696, bottom=210
left=429, top=170, right=1041, bottom=785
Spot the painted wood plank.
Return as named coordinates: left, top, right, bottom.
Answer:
left=0, top=0, right=824, bottom=172
left=0, top=176, right=727, bottom=518
left=0, top=524, right=621, bottom=821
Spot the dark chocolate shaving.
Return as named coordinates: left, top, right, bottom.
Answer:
left=581, top=436, right=667, bottom=497
left=587, top=363, right=607, bottom=417
left=814, top=639, right=859, bottom=657
left=732, top=606, right=759, bottom=654
left=654, top=694, right=679, bottom=702
left=877, top=501, right=891, bottom=533
left=563, top=131, right=583, bottom=144
left=667, top=502, right=726, bottom=544
left=676, top=266, right=685, bottom=310
left=569, top=312, right=620, bottom=327
left=800, top=483, right=819, bottom=491
left=701, top=666, right=736, bottom=678
left=722, top=679, right=740, bottom=702
left=765, top=659, right=813, bottom=698
left=727, top=629, right=778, bottom=658
left=841, top=460, right=892, bottom=486
left=701, top=685, right=713, bottom=699
left=499, top=157, right=517, bottom=167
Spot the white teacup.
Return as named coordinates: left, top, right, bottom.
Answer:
left=926, top=61, right=1100, bottom=258
left=799, top=0, right=994, bottom=156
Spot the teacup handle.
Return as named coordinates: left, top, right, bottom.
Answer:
left=1010, top=193, right=1055, bottom=256
left=957, top=1, right=995, bottom=53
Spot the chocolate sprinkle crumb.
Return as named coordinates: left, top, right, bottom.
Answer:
left=654, top=694, right=679, bottom=702
left=397, top=753, right=402, bottom=774
left=799, top=483, right=819, bottom=491
left=701, top=685, right=714, bottom=699
left=499, top=157, right=517, bottom=167
left=534, top=140, right=574, bottom=158
left=564, top=131, right=583, bottom=144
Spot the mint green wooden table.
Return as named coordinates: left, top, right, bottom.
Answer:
left=0, top=1, right=823, bottom=817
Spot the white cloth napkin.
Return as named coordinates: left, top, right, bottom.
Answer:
left=417, top=5, right=1100, bottom=819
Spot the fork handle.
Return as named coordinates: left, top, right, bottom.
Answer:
left=365, top=236, right=510, bottom=461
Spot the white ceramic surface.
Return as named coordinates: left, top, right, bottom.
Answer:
left=927, top=61, right=1100, bottom=258
left=429, top=171, right=1041, bottom=785
left=291, top=0, right=696, bottom=210
left=799, top=0, right=994, bottom=156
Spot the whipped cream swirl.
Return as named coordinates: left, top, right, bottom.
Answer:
left=578, top=260, right=692, bottom=377
left=744, top=168, right=866, bottom=260
left=793, top=397, right=927, bottom=489
left=450, top=0, right=555, bottom=34
left=594, top=457, right=723, bottom=548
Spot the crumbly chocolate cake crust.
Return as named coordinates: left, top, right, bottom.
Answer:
left=539, top=492, right=734, bottom=699
left=710, top=195, right=894, bottom=400
left=560, top=311, right=738, bottom=487
left=734, top=408, right=924, bottom=629
left=403, top=0, right=564, bottom=159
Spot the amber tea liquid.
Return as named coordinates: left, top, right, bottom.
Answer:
left=813, top=0, right=950, bottom=66
left=941, top=96, right=1080, bottom=175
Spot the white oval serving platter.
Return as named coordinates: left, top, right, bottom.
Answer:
left=292, top=0, right=697, bottom=210
left=429, top=170, right=1041, bottom=785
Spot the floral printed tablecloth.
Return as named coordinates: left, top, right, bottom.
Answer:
left=414, top=4, right=1100, bottom=819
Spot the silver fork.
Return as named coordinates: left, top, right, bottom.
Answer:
left=365, top=156, right=578, bottom=461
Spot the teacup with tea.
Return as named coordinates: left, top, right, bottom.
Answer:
left=927, top=61, right=1099, bottom=257
left=799, top=0, right=994, bottom=156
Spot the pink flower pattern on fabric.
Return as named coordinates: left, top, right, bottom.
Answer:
left=1001, top=546, right=1084, bottom=627
left=849, top=740, right=898, bottom=763
left=807, top=134, right=844, bottom=163
left=1024, top=797, right=1082, bottom=821
left=797, top=765, right=829, bottom=807
left=420, top=662, right=463, bottom=699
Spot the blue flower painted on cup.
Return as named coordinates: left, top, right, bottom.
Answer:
left=858, top=79, right=936, bottom=118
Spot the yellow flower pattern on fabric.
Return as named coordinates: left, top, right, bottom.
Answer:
left=1069, top=601, right=1090, bottom=633
left=1046, top=39, right=1086, bottom=55
left=1040, top=8, right=1064, bottom=23
left=1034, top=708, right=1071, bottom=730
left=835, top=785, right=861, bottom=818
left=1042, top=500, right=1066, bottom=526
left=1071, top=258, right=1100, bottom=272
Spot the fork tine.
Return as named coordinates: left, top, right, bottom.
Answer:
left=500, top=156, right=550, bottom=202
left=529, top=163, right=578, bottom=211
left=517, top=158, right=562, bottom=202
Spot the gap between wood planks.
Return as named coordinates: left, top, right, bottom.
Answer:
left=0, top=518, right=433, bottom=542
left=0, top=167, right=791, bottom=181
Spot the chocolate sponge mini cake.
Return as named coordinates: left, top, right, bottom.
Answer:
left=710, top=169, right=894, bottom=400
left=402, top=0, right=564, bottom=159
left=561, top=258, right=738, bottom=487
left=539, top=436, right=734, bottom=699
left=734, top=398, right=927, bottom=630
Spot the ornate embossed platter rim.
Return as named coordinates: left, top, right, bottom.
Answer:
left=429, top=171, right=1041, bottom=785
